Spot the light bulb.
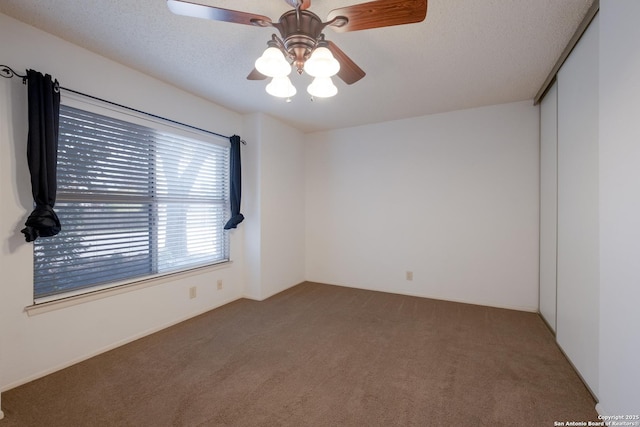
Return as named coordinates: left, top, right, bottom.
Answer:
left=304, top=47, right=340, bottom=77
left=266, top=76, right=297, bottom=98
left=255, top=47, right=291, bottom=78
left=307, top=76, right=338, bottom=98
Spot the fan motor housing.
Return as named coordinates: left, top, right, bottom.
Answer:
left=275, top=10, right=325, bottom=73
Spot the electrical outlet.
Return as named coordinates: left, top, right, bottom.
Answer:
left=406, top=271, right=413, bottom=281
left=189, top=286, right=197, bottom=299
left=217, top=280, right=223, bottom=290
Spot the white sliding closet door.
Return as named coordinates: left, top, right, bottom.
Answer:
left=539, top=81, right=558, bottom=332
left=556, top=14, right=599, bottom=397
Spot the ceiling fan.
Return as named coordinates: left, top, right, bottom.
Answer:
left=167, top=0, right=428, bottom=98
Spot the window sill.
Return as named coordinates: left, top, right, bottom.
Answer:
left=25, top=261, right=232, bottom=316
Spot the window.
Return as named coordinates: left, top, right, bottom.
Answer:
left=33, top=100, right=230, bottom=301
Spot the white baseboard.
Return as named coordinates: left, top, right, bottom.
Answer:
left=243, top=281, right=306, bottom=302
left=1, top=296, right=241, bottom=393
left=312, top=280, right=539, bottom=313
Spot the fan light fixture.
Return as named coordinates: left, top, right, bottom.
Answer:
left=167, top=0, right=428, bottom=101
left=307, top=76, right=338, bottom=98
left=256, top=43, right=340, bottom=99
left=255, top=46, right=292, bottom=77
left=266, top=75, right=297, bottom=98
left=304, top=47, right=340, bottom=77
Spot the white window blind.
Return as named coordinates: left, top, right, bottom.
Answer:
left=33, top=103, right=230, bottom=300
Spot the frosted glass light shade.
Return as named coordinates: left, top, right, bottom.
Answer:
left=266, top=76, right=297, bottom=98
left=304, top=47, right=340, bottom=77
left=255, top=47, right=291, bottom=78
left=307, top=76, right=338, bottom=98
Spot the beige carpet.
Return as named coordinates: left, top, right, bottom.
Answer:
left=1, top=282, right=598, bottom=426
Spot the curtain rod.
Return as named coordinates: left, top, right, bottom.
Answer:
left=1, top=65, right=246, bottom=145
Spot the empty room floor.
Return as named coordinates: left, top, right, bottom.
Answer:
left=1, top=282, right=598, bottom=426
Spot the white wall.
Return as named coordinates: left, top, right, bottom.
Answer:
left=242, top=113, right=306, bottom=301
left=259, top=115, right=306, bottom=298
left=555, top=14, right=600, bottom=397
left=242, top=114, right=263, bottom=300
left=305, top=101, right=540, bottom=311
left=539, top=81, right=558, bottom=331
left=0, top=13, right=246, bottom=397
left=598, top=0, right=640, bottom=415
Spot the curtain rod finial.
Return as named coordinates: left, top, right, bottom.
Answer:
left=1, top=65, right=28, bottom=84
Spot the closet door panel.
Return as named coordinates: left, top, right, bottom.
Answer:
left=556, top=14, right=599, bottom=397
left=539, top=81, right=558, bottom=332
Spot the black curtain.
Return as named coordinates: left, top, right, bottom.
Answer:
left=224, top=135, right=244, bottom=230
left=21, top=70, right=61, bottom=242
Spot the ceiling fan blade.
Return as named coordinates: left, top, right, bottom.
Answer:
left=327, top=0, right=427, bottom=33
left=326, top=41, right=366, bottom=85
left=167, top=0, right=272, bottom=26
left=283, top=0, right=312, bottom=10
left=247, top=68, right=268, bottom=80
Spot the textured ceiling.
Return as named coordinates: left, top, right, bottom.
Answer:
left=0, top=0, right=593, bottom=133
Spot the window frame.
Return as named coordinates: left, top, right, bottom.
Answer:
left=32, top=92, right=232, bottom=305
